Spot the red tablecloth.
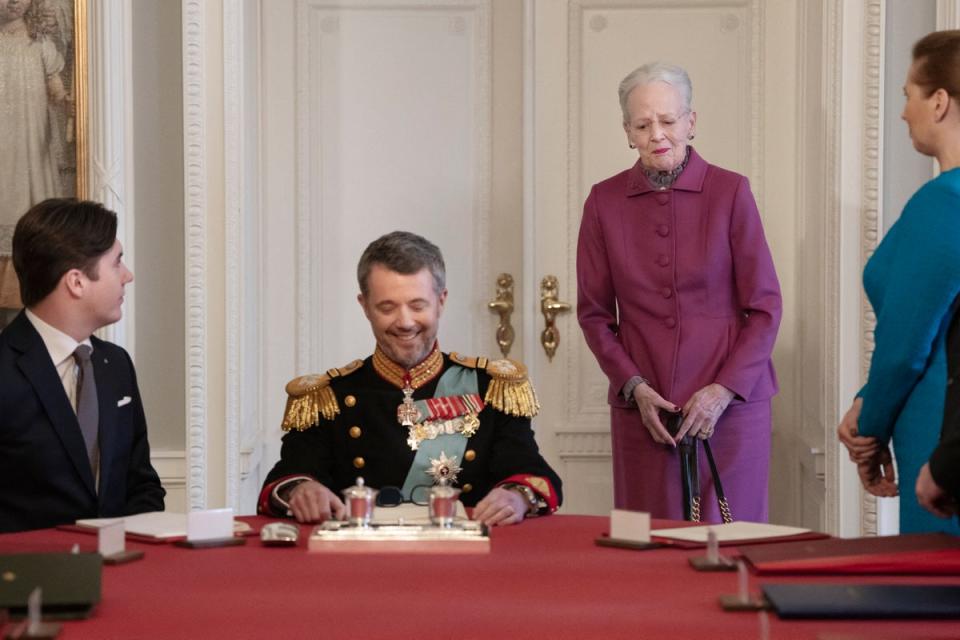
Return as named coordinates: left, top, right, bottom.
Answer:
left=1, top=515, right=958, bottom=639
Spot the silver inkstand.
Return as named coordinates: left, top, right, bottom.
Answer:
left=308, top=478, right=489, bottom=554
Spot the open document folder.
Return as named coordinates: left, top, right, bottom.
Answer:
left=740, top=532, right=960, bottom=575
left=651, top=521, right=814, bottom=545
left=73, top=512, right=252, bottom=541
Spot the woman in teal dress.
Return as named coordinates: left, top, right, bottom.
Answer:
left=838, top=30, right=960, bottom=534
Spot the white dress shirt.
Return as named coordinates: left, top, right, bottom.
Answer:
left=25, top=308, right=92, bottom=413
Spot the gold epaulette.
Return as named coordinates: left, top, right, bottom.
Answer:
left=449, top=352, right=488, bottom=370
left=280, top=359, right=364, bottom=431
left=483, top=358, right=540, bottom=419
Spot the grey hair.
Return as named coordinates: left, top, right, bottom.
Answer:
left=357, top=230, right=446, bottom=297
left=618, top=62, right=693, bottom=124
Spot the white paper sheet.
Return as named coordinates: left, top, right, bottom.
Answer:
left=76, top=512, right=251, bottom=539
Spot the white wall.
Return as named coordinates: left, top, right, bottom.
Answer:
left=883, top=0, right=936, bottom=232
left=131, top=0, right=186, bottom=508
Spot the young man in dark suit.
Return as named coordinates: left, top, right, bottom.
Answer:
left=0, top=199, right=165, bottom=533
left=917, top=309, right=960, bottom=521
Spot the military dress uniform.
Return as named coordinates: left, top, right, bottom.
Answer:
left=258, top=345, right=562, bottom=515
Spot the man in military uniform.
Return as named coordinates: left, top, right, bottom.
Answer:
left=259, top=231, right=561, bottom=526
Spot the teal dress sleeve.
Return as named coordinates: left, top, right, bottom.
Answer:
left=858, top=172, right=960, bottom=442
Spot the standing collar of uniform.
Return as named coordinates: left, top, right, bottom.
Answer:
left=372, top=342, right=444, bottom=390
left=24, top=308, right=93, bottom=368
left=626, top=146, right=708, bottom=196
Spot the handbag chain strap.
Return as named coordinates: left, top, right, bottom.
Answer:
left=684, top=438, right=733, bottom=525
left=702, top=439, right=733, bottom=524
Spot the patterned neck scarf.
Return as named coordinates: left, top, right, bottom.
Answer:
left=642, top=146, right=691, bottom=190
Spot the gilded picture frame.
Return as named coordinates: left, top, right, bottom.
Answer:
left=0, top=0, right=86, bottom=322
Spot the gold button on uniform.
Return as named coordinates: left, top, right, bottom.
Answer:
left=462, top=483, right=473, bottom=493
left=464, top=449, right=476, bottom=462
left=349, top=426, right=362, bottom=439
left=353, top=457, right=365, bottom=469
left=344, top=395, right=357, bottom=407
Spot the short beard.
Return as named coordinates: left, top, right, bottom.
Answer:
left=380, top=342, right=419, bottom=368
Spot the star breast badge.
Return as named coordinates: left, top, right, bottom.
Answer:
left=426, top=451, right=462, bottom=485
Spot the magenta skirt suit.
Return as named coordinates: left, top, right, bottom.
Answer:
left=576, top=148, right=782, bottom=522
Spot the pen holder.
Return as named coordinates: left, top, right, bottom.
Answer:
left=342, top=478, right=378, bottom=527
left=428, top=485, right=461, bottom=527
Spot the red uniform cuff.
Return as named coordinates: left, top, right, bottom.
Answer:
left=257, top=474, right=313, bottom=516
left=497, top=474, right=559, bottom=514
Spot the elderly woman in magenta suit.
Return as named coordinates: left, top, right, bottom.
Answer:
left=576, top=62, right=782, bottom=522
left=839, top=31, right=960, bottom=535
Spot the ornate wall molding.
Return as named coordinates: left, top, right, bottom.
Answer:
left=294, top=0, right=311, bottom=374
left=820, top=0, right=844, bottom=538
left=223, top=0, right=242, bottom=511
left=151, top=450, right=187, bottom=511
left=182, top=0, right=207, bottom=510
left=556, top=431, right=613, bottom=458
left=474, top=2, right=493, bottom=354
left=858, top=0, right=884, bottom=537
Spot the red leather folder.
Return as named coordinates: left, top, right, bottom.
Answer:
left=740, top=532, right=960, bottom=575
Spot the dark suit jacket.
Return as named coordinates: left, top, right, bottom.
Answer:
left=933, top=309, right=960, bottom=503
left=0, top=311, right=165, bottom=532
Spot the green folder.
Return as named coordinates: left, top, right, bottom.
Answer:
left=0, top=553, right=102, bottom=620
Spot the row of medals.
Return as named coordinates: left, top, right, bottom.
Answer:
left=398, top=384, right=480, bottom=451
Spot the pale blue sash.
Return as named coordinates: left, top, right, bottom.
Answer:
left=400, top=365, right=478, bottom=499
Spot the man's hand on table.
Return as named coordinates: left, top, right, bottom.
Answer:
left=288, top=480, right=346, bottom=523
left=472, top=487, right=528, bottom=527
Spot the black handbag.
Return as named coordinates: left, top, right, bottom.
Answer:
left=664, top=413, right=733, bottom=523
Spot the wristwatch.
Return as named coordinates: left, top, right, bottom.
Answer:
left=503, top=483, right=541, bottom=517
